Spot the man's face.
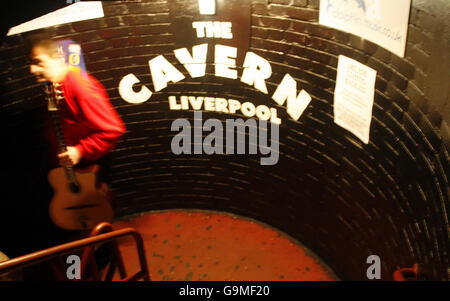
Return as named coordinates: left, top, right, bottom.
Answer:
left=30, top=46, right=63, bottom=83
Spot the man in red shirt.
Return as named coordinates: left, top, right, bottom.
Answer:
left=27, top=37, right=126, bottom=279
left=30, top=38, right=126, bottom=168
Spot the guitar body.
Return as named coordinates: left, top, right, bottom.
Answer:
left=48, top=164, right=114, bottom=231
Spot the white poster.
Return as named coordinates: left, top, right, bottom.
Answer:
left=334, top=55, right=376, bottom=144
left=319, top=0, right=411, bottom=57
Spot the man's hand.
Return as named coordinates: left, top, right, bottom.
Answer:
left=58, top=146, right=82, bottom=167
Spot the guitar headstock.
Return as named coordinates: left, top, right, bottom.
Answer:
left=44, top=82, right=58, bottom=112
left=44, top=82, right=64, bottom=112
left=54, top=83, right=65, bottom=103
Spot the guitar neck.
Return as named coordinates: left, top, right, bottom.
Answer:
left=46, top=83, right=78, bottom=184
left=49, top=109, right=67, bottom=154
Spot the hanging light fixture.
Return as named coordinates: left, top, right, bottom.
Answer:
left=198, top=0, right=216, bottom=15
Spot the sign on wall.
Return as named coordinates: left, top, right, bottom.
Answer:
left=169, top=0, right=250, bottom=66
left=319, top=0, right=411, bottom=57
left=334, top=55, right=377, bottom=144
left=120, top=0, right=313, bottom=126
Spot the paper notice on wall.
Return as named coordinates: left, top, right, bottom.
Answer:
left=334, top=55, right=377, bottom=144
left=319, top=0, right=411, bottom=57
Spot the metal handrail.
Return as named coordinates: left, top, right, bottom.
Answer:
left=79, top=222, right=128, bottom=281
left=393, top=264, right=419, bottom=281
left=0, top=227, right=150, bottom=281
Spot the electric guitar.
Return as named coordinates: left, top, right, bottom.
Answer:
left=45, top=82, right=114, bottom=231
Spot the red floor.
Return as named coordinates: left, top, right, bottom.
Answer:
left=110, top=210, right=338, bottom=281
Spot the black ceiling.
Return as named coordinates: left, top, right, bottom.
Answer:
left=1, top=1, right=68, bottom=41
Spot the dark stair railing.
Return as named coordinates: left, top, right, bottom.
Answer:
left=0, top=223, right=150, bottom=281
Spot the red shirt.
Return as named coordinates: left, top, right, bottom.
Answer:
left=49, top=70, right=126, bottom=163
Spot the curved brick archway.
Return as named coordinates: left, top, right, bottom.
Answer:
left=0, top=0, right=448, bottom=280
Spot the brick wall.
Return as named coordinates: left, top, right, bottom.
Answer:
left=0, top=0, right=448, bottom=280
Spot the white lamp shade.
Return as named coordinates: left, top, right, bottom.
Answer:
left=198, top=0, right=216, bottom=15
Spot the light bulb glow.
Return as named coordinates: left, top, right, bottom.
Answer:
left=198, top=0, right=216, bottom=15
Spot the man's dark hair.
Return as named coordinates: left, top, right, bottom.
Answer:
left=28, top=33, right=59, bottom=56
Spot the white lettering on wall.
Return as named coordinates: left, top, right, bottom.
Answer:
left=149, top=55, right=185, bottom=92
left=119, top=44, right=312, bottom=123
left=272, top=74, right=312, bottom=120
left=118, top=73, right=152, bottom=104
left=241, top=52, right=272, bottom=94
left=173, top=44, right=208, bottom=78
left=215, top=44, right=238, bottom=79
left=168, top=95, right=282, bottom=125
left=192, top=21, right=233, bottom=39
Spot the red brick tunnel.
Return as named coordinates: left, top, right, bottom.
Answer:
left=0, top=0, right=448, bottom=281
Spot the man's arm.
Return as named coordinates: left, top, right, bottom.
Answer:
left=68, top=73, right=126, bottom=164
